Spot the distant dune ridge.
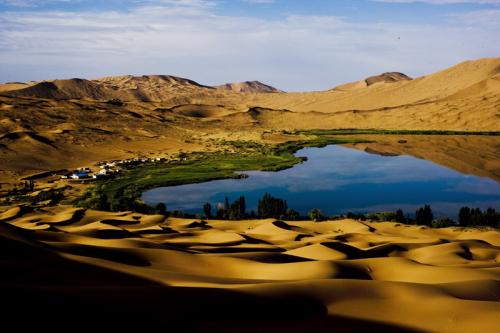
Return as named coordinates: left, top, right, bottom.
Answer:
left=3, top=75, right=216, bottom=102
left=215, top=81, right=283, bottom=93
left=1, top=76, right=282, bottom=101
left=365, top=72, right=412, bottom=85
left=333, top=72, right=412, bottom=91
left=1, top=57, right=498, bottom=107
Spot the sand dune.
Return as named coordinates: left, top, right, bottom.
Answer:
left=333, top=72, right=412, bottom=91
left=216, top=81, right=283, bottom=93
left=252, top=58, right=500, bottom=112
left=4, top=79, right=112, bottom=100
left=1, top=205, right=498, bottom=332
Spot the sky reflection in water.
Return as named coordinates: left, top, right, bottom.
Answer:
left=142, top=145, right=500, bottom=218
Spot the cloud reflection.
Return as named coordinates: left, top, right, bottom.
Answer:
left=142, top=146, right=500, bottom=216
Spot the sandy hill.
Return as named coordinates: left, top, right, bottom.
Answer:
left=365, top=72, right=412, bottom=85
left=2, top=78, right=113, bottom=100
left=243, top=57, right=500, bottom=131
left=216, top=81, right=283, bottom=93
left=0, top=82, right=35, bottom=93
left=0, top=75, right=283, bottom=102
left=334, top=72, right=412, bottom=91
left=252, top=57, right=500, bottom=112
left=0, top=75, right=219, bottom=102
left=94, top=74, right=216, bottom=102
left=1, top=205, right=499, bottom=332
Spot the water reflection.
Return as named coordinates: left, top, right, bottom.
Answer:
left=142, top=145, right=500, bottom=218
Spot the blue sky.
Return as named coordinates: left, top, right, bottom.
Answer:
left=1, top=0, right=499, bottom=91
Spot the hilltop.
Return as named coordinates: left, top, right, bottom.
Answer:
left=215, top=81, right=283, bottom=93
left=333, top=72, right=412, bottom=91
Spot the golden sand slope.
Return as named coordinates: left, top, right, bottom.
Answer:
left=249, top=58, right=500, bottom=112
left=1, top=205, right=499, bottom=332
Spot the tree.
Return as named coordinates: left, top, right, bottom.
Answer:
left=216, top=202, right=225, bottom=219
left=238, top=196, right=246, bottom=219
left=470, top=208, right=483, bottom=226
left=226, top=196, right=247, bottom=220
left=458, top=206, right=471, bottom=226
left=203, top=202, right=212, bottom=219
left=395, top=209, right=406, bottom=223
left=257, top=193, right=288, bottom=219
left=484, top=208, right=499, bottom=227
left=224, top=196, right=230, bottom=219
left=308, top=208, right=325, bottom=222
left=415, top=205, right=433, bottom=226
left=285, top=208, right=300, bottom=221
left=155, top=202, right=167, bottom=215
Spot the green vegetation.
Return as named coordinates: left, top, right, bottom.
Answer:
left=258, top=193, right=288, bottom=219
left=203, top=202, right=212, bottom=219
left=343, top=206, right=499, bottom=228
left=458, top=207, right=499, bottom=227
left=77, top=136, right=368, bottom=212
left=308, top=208, right=325, bottom=222
left=431, top=218, right=456, bottom=228
left=0, top=180, right=66, bottom=206
left=415, top=205, right=434, bottom=226
left=295, top=129, right=500, bottom=136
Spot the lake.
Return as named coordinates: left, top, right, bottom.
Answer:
left=142, top=145, right=500, bottom=218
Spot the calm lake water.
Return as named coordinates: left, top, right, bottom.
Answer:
left=142, top=145, right=500, bottom=218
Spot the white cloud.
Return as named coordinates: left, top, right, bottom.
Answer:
left=0, top=2, right=499, bottom=90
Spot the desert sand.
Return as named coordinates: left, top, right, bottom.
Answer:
left=0, top=58, right=499, bottom=332
left=1, top=204, right=499, bottom=332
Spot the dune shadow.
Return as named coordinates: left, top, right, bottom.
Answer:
left=52, top=243, right=151, bottom=267
left=100, top=219, right=141, bottom=226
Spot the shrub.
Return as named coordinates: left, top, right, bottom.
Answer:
left=308, top=208, right=325, bottom=222
left=431, top=218, right=456, bottom=228
left=285, top=208, right=300, bottom=221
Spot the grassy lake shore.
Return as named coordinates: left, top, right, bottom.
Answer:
left=77, top=136, right=370, bottom=212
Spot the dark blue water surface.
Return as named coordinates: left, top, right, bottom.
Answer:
left=142, top=145, right=500, bottom=218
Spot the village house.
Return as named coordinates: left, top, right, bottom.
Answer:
left=71, top=172, right=89, bottom=180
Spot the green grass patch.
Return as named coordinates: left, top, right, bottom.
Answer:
left=76, top=136, right=370, bottom=212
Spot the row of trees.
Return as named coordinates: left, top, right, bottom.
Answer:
left=1, top=180, right=36, bottom=196
left=202, top=193, right=301, bottom=220
left=345, top=205, right=499, bottom=228
left=412, top=205, right=499, bottom=227
left=81, top=186, right=499, bottom=228
left=203, top=196, right=247, bottom=220
left=459, top=207, right=499, bottom=227
left=200, top=198, right=499, bottom=227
